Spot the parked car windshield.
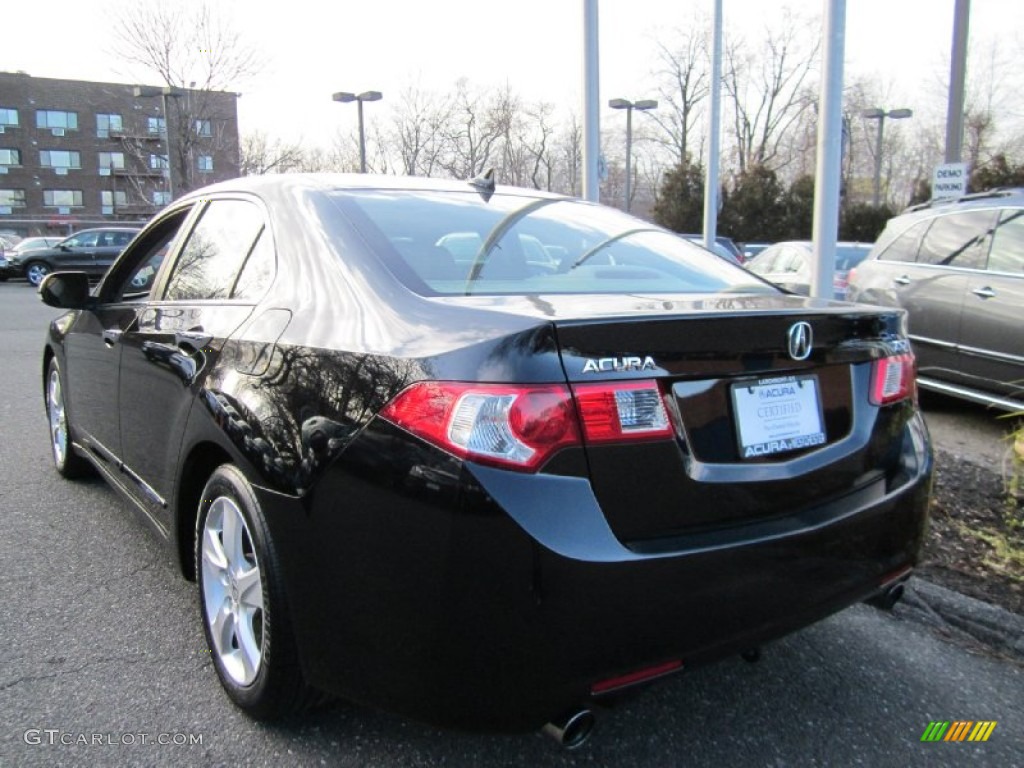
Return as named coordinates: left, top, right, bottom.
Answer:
left=331, top=190, right=770, bottom=296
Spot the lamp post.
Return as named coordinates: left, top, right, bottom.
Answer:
left=332, top=90, right=383, bottom=173
left=608, top=98, right=657, bottom=212
left=133, top=85, right=184, bottom=199
left=862, top=107, right=912, bottom=206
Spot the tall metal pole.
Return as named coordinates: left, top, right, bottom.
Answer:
left=945, top=0, right=970, bottom=163
left=810, top=0, right=845, bottom=300
left=624, top=106, right=633, bottom=212
left=357, top=99, right=367, bottom=173
left=702, top=0, right=723, bottom=252
left=871, top=114, right=884, bottom=207
left=160, top=91, right=174, bottom=199
left=582, top=0, right=600, bottom=201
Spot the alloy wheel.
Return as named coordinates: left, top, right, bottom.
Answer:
left=47, top=367, right=67, bottom=466
left=27, top=263, right=49, bottom=286
left=201, top=496, right=265, bottom=686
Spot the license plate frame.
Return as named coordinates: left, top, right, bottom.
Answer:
left=731, top=374, right=826, bottom=459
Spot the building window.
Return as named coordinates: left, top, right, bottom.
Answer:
left=101, top=189, right=128, bottom=215
left=197, top=155, right=213, bottom=172
left=150, top=154, right=169, bottom=170
left=194, top=119, right=212, bottom=137
left=0, top=148, right=21, bottom=167
left=96, top=113, right=124, bottom=138
left=36, top=110, right=79, bottom=132
left=40, top=150, right=82, bottom=171
left=0, top=108, right=18, bottom=128
left=98, top=152, right=126, bottom=173
left=147, top=116, right=166, bottom=135
left=43, top=190, right=84, bottom=207
left=0, top=189, right=27, bottom=210
left=153, top=190, right=172, bottom=206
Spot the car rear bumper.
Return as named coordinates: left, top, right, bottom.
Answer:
left=255, top=410, right=932, bottom=732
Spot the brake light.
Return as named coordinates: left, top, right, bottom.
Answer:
left=870, top=353, right=916, bottom=405
left=573, top=380, right=673, bottom=443
left=381, top=382, right=580, bottom=471
left=380, top=379, right=675, bottom=472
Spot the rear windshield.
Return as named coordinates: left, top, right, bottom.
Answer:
left=836, top=245, right=871, bottom=270
left=330, top=190, right=770, bottom=296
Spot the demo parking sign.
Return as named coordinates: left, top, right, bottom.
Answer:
left=932, top=162, right=969, bottom=200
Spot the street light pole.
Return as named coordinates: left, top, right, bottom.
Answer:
left=134, top=85, right=184, bottom=200
left=332, top=90, right=383, bottom=173
left=862, top=107, right=912, bottom=207
left=608, top=98, right=657, bottom=212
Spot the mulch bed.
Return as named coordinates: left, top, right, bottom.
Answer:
left=917, top=449, right=1024, bottom=616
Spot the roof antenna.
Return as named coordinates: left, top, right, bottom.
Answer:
left=469, top=168, right=495, bottom=202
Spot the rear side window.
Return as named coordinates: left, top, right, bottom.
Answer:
left=988, top=209, right=1024, bottom=274
left=878, top=220, right=927, bottom=263
left=916, top=210, right=995, bottom=269
left=163, top=199, right=266, bottom=301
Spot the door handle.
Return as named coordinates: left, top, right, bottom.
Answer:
left=893, top=275, right=911, bottom=286
left=175, top=330, right=213, bottom=353
left=971, top=286, right=996, bottom=299
left=102, top=329, right=123, bottom=347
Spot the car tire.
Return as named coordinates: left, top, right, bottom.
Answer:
left=25, top=261, right=50, bottom=287
left=45, top=358, right=92, bottom=479
left=196, top=464, right=313, bottom=720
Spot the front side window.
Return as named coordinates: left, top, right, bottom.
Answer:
left=96, top=113, right=123, bottom=138
left=0, top=108, right=18, bottom=127
left=988, top=209, right=1024, bottom=275
left=163, top=199, right=267, bottom=301
left=63, top=231, right=100, bottom=248
left=916, top=210, right=995, bottom=269
left=36, top=110, right=78, bottom=131
left=40, top=150, right=82, bottom=169
left=0, top=189, right=26, bottom=208
left=43, top=190, right=84, bottom=207
left=333, top=190, right=759, bottom=297
left=0, top=148, right=20, bottom=166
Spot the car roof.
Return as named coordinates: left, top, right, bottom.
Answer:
left=176, top=173, right=574, bottom=203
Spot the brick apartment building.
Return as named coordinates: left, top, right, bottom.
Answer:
left=0, top=72, right=240, bottom=237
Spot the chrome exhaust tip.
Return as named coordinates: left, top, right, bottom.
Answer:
left=866, top=582, right=905, bottom=611
left=542, top=708, right=595, bottom=749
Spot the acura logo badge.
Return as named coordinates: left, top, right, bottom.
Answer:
left=787, top=322, right=813, bottom=361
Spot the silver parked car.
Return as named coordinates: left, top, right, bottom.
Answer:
left=745, top=241, right=872, bottom=300
left=846, top=189, right=1024, bottom=411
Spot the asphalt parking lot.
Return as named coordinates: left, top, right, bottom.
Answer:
left=1, top=280, right=1021, bottom=767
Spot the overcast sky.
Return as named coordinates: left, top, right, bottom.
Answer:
left=3, top=0, right=1023, bottom=147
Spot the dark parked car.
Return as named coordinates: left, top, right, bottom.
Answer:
left=847, top=189, right=1024, bottom=411
left=746, top=241, right=872, bottom=300
left=0, top=237, right=64, bottom=280
left=15, top=227, right=139, bottom=286
left=40, top=174, right=931, bottom=745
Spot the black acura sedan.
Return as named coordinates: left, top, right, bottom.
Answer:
left=40, top=174, right=931, bottom=745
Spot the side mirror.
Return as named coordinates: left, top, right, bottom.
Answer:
left=39, top=272, right=93, bottom=309
left=59, top=243, right=72, bottom=252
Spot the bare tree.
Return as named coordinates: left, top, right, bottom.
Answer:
left=110, top=0, right=263, bottom=194
left=723, top=9, right=820, bottom=175
left=437, top=79, right=515, bottom=179
left=388, top=84, right=453, bottom=177
left=647, top=24, right=710, bottom=167
left=240, top=131, right=306, bottom=175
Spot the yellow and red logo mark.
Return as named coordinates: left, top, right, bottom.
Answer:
left=921, top=721, right=997, bottom=742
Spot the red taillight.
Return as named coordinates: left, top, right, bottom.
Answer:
left=573, top=380, right=673, bottom=443
left=380, top=379, right=675, bottom=472
left=381, top=382, right=580, bottom=471
left=870, top=353, right=916, bottom=405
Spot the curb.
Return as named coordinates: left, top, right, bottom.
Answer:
left=896, top=576, right=1024, bottom=660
